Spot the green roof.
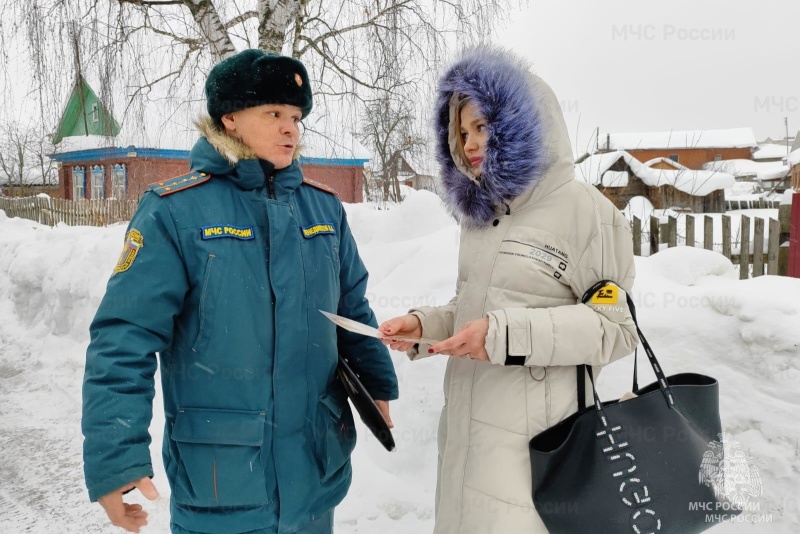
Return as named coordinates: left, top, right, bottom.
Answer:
left=52, top=77, right=120, bottom=144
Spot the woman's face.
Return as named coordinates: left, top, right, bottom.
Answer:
left=459, top=101, right=488, bottom=176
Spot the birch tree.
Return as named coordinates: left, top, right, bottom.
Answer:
left=1, top=0, right=517, bottom=181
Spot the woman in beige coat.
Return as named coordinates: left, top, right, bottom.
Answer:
left=380, top=46, right=640, bottom=533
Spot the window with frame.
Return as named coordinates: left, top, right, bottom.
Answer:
left=668, top=154, right=679, bottom=162
left=91, top=165, right=105, bottom=199
left=112, top=164, right=127, bottom=199
left=72, top=166, right=86, bottom=199
left=91, top=103, right=99, bottom=123
left=714, top=154, right=722, bottom=161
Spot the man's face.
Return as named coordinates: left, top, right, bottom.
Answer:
left=221, top=104, right=302, bottom=169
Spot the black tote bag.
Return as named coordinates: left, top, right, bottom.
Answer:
left=529, top=280, right=740, bottom=534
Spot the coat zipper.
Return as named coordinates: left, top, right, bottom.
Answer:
left=267, top=174, right=276, bottom=200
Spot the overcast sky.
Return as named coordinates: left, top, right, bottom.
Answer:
left=496, top=0, right=799, bottom=155
left=2, top=0, right=797, bottom=160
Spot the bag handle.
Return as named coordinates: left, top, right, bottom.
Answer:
left=576, top=280, right=675, bottom=427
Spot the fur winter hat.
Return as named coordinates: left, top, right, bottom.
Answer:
left=205, top=49, right=313, bottom=124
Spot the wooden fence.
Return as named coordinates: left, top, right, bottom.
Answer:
left=0, top=197, right=139, bottom=227
left=632, top=214, right=782, bottom=279
left=724, top=199, right=781, bottom=211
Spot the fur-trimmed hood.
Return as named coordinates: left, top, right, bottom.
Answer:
left=191, top=115, right=303, bottom=192
left=435, top=46, right=575, bottom=226
left=195, top=115, right=257, bottom=165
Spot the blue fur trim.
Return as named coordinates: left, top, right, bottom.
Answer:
left=435, top=46, right=550, bottom=225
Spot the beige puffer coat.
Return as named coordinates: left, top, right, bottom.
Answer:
left=408, top=47, right=639, bottom=534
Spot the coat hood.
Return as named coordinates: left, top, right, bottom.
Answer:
left=435, top=46, right=576, bottom=226
left=192, top=115, right=303, bottom=192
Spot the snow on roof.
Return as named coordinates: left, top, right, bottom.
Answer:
left=789, top=148, right=800, bottom=168
left=574, top=151, right=633, bottom=185
left=575, top=150, right=734, bottom=196
left=52, top=114, right=198, bottom=155
left=604, top=128, right=757, bottom=150
left=702, top=159, right=789, bottom=181
left=753, top=143, right=791, bottom=161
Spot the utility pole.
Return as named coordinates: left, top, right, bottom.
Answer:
left=786, top=117, right=790, bottom=155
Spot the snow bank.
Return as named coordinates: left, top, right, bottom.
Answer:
left=1, top=200, right=799, bottom=533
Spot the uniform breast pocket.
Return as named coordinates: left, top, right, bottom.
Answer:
left=192, top=254, right=224, bottom=354
left=302, top=232, right=340, bottom=307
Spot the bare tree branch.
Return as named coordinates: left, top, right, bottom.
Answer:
left=296, top=1, right=412, bottom=57
left=224, top=9, right=257, bottom=31
left=118, top=0, right=184, bottom=6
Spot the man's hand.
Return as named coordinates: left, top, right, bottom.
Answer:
left=429, top=318, right=490, bottom=361
left=375, top=400, right=394, bottom=428
left=98, top=477, right=160, bottom=533
left=379, top=314, right=423, bottom=352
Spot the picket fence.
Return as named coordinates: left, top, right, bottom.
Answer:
left=632, top=214, right=782, bottom=279
left=0, top=197, right=138, bottom=227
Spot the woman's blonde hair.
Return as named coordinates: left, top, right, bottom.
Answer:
left=452, top=94, right=472, bottom=165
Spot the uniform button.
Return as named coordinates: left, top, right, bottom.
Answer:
left=492, top=219, right=500, bottom=226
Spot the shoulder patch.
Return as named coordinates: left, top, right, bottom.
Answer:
left=148, top=172, right=211, bottom=196
left=302, top=177, right=339, bottom=197
left=113, top=229, right=143, bottom=275
left=590, top=284, right=619, bottom=305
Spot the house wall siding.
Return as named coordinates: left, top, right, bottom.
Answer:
left=58, top=157, right=363, bottom=203
left=625, top=148, right=751, bottom=170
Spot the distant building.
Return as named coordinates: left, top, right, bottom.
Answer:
left=49, top=78, right=371, bottom=203
left=790, top=149, right=800, bottom=191
left=597, top=128, right=758, bottom=170
left=752, top=143, right=792, bottom=163
left=575, top=150, right=734, bottom=213
left=52, top=146, right=190, bottom=201
left=0, top=170, right=60, bottom=197
left=397, top=155, right=436, bottom=192
left=702, top=158, right=791, bottom=192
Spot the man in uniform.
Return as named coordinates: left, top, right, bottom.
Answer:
left=82, top=49, right=399, bottom=534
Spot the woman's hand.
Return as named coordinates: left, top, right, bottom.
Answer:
left=379, top=314, right=422, bottom=352
left=429, top=318, right=489, bottom=361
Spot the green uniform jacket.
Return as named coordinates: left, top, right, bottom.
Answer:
left=82, top=133, right=399, bottom=534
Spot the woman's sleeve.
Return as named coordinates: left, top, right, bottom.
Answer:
left=405, top=288, right=459, bottom=361
left=483, top=212, right=638, bottom=367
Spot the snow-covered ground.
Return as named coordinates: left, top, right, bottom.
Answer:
left=1, top=189, right=799, bottom=533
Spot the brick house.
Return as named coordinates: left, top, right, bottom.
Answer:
left=575, top=150, right=734, bottom=213
left=598, top=128, right=758, bottom=170
left=50, top=77, right=370, bottom=203
left=52, top=147, right=369, bottom=203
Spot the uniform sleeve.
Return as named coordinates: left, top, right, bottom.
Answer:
left=336, top=207, right=399, bottom=401
left=484, top=213, right=638, bottom=367
left=82, top=192, right=189, bottom=502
